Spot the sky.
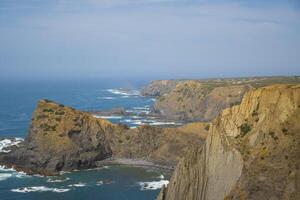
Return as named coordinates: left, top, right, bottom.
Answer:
left=0, top=0, right=299, bottom=80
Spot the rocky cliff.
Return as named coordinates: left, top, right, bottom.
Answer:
left=141, top=80, right=179, bottom=96
left=153, top=80, right=252, bottom=121
left=157, top=84, right=300, bottom=200
left=0, top=100, right=208, bottom=175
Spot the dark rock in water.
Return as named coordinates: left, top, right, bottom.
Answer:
left=0, top=99, right=208, bottom=175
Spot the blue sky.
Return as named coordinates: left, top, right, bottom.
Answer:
left=0, top=0, right=299, bottom=80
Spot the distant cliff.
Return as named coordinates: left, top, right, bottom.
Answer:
left=153, top=80, right=252, bottom=121
left=0, top=100, right=208, bottom=175
left=157, top=84, right=300, bottom=200
left=143, top=77, right=300, bottom=121
left=141, top=80, right=180, bottom=96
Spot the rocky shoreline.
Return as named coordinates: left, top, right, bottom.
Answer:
left=0, top=99, right=207, bottom=176
left=1, top=79, right=300, bottom=200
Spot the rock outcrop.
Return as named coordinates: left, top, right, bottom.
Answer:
left=0, top=100, right=208, bottom=175
left=157, top=84, right=300, bottom=200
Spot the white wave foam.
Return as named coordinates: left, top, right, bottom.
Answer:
left=68, top=182, right=86, bottom=187
left=133, top=107, right=149, bottom=110
left=47, top=177, right=70, bottom=183
left=149, top=122, right=178, bottom=126
left=0, top=165, right=30, bottom=179
left=94, top=115, right=123, bottom=119
left=107, top=89, right=140, bottom=96
left=138, top=180, right=169, bottom=190
left=131, top=120, right=145, bottom=125
left=120, top=119, right=133, bottom=123
left=97, top=97, right=116, bottom=100
left=0, top=165, right=15, bottom=172
left=14, top=171, right=30, bottom=179
left=131, top=116, right=141, bottom=119
left=11, top=186, right=70, bottom=193
left=157, top=175, right=164, bottom=179
left=0, top=137, right=24, bottom=153
left=59, top=171, right=71, bottom=175
left=0, top=173, right=13, bottom=181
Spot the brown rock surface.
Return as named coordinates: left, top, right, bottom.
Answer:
left=154, top=80, right=252, bottom=121
left=141, top=80, right=180, bottom=96
left=0, top=100, right=208, bottom=175
left=157, top=84, right=300, bottom=200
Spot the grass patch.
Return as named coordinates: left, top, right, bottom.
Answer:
left=43, top=108, right=54, bottom=113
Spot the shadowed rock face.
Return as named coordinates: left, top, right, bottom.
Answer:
left=0, top=100, right=208, bottom=175
left=157, top=84, right=300, bottom=200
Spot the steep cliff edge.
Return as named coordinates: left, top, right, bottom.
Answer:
left=157, top=84, right=300, bottom=200
left=0, top=100, right=208, bottom=175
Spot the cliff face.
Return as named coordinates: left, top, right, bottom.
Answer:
left=157, top=84, right=300, bottom=200
left=0, top=100, right=117, bottom=175
left=153, top=80, right=252, bottom=121
left=0, top=100, right=207, bottom=175
left=109, top=122, right=209, bottom=166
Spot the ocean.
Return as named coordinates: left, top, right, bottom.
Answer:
left=0, top=79, right=170, bottom=200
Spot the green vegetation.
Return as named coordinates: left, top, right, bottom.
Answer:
left=55, top=110, right=65, bottom=115
left=282, top=128, right=288, bottom=134
left=205, top=124, right=210, bottom=131
left=240, top=123, right=251, bottom=136
left=43, top=108, right=54, bottom=113
left=269, top=131, right=278, bottom=140
left=40, top=123, right=57, bottom=131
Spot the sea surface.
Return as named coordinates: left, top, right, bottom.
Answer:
left=0, top=79, right=171, bottom=200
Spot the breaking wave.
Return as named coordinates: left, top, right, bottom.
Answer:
left=68, top=182, right=86, bottom=187
left=11, top=186, right=70, bottom=193
left=97, top=97, right=116, bottom=100
left=47, top=177, right=70, bottom=183
left=138, top=180, right=169, bottom=190
left=107, top=89, right=140, bottom=96
left=0, top=138, right=24, bottom=153
left=93, top=115, right=123, bottom=119
left=0, top=173, right=12, bottom=181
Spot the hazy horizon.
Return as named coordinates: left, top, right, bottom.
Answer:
left=1, top=0, right=300, bottom=80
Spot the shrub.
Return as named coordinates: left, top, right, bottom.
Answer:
left=240, top=123, right=251, bottom=136
left=282, top=128, right=288, bottom=133
left=43, top=108, right=54, bottom=113
left=252, top=110, right=258, bottom=116
left=55, top=111, right=65, bottom=115
left=205, top=125, right=210, bottom=131
left=269, top=131, right=278, bottom=140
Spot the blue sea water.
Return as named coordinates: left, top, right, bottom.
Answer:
left=0, top=79, right=170, bottom=200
